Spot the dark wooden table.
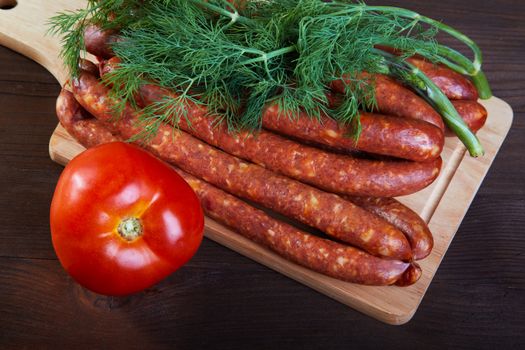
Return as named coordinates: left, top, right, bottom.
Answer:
left=1, top=1, right=524, bottom=349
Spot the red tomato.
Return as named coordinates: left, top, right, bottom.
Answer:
left=50, top=142, right=204, bottom=296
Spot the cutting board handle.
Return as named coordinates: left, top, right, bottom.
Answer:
left=0, top=0, right=87, bottom=85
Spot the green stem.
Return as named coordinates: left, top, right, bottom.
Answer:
left=240, top=45, right=296, bottom=66
left=436, top=45, right=474, bottom=74
left=239, top=45, right=296, bottom=80
left=374, top=49, right=484, bottom=157
left=187, top=0, right=255, bottom=26
left=326, top=3, right=492, bottom=99
left=117, top=217, right=143, bottom=241
left=415, top=72, right=485, bottom=157
left=471, top=71, right=492, bottom=99
left=435, top=45, right=493, bottom=99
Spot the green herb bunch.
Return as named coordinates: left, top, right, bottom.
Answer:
left=50, top=0, right=491, bottom=156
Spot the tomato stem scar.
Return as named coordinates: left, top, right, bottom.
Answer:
left=117, top=217, right=143, bottom=241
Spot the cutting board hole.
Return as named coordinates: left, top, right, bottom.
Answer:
left=0, top=0, right=17, bottom=10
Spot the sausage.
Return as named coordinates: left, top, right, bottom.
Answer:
left=83, top=24, right=119, bottom=59
left=346, top=197, right=433, bottom=260
left=99, top=57, right=119, bottom=78
left=71, top=70, right=413, bottom=261
left=332, top=73, right=445, bottom=131
left=451, top=100, right=488, bottom=133
left=78, top=59, right=100, bottom=78
left=55, top=99, right=421, bottom=286
left=126, top=82, right=442, bottom=198
left=395, top=263, right=422, bottom=287
left=406, top=56, right=479, bottom=101
left=260, top=102, right=444, bottom=164
left=100, top=58, right=444, bottom=162
left=261, top=101, right=444, bottom=163
left=56, top=88, right=117, bottom=148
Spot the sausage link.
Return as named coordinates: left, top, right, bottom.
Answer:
left=406, top=57, right=479, bottom=101
left=56, top=88, right=118, bottom=147
left=83, top=25, right=119, bottom=59
left=56, top=100, right=420, bottom=286
left=346, top=197, right=433, bottom=260
left=71, top=70, right=413, bottom=261
left=451, top=100, right=488, bottom=133
left=129, top=83, right=442, bottom=197
left=395, top=263, right=423, bottom=287
left=262, top=103, right=444, bottom=162
left=332, top=73, right=445, bottom=131
left=78, top=59, right=100, bottom=78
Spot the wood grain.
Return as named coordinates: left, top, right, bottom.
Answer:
left=1, top=0, right=524, bottom=348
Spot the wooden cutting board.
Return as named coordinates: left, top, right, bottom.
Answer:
left=0, top=0, right=514, bottom=324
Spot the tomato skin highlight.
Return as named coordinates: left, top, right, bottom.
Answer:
left=50, top=142, right=204, bottom=296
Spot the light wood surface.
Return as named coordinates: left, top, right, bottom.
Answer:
left=1, top=0, right=514, bottom=324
